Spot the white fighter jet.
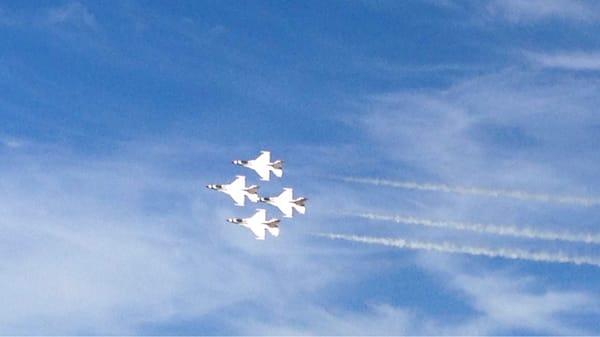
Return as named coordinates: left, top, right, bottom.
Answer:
left=206, top=175, right=259, bottom=206
left=227, top=209, right=280, bottom=240
left=232, top=150, right=283, bottom=181
left=260, top=188, right=307, bottom=218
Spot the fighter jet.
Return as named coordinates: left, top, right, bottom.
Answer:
left=227, top=209, right=280, bottom=240
left=232, top=150, right=283, bottom=181
left=260, top=188, right=307, bottom=218
left=206, top=175, right=259, bottom=206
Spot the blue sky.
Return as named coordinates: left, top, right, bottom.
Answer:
left=1, top=0, right=600, bottom=334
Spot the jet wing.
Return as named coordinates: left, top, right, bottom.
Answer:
left=248, top=224, right=266, bottom=240
left=229, top=175, right=246, bottom=189
left=277, top=188, right=293, bottom=201
left=227, top=190, right=246, bottom=206
left=248, top=209, right=267, bottom=224
left=254, top=151, right=270, bottom=164
left=253, top=165, right=271, bottom=181
left=276, top=202, right=294, bottom=218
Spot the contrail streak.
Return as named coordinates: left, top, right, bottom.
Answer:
left=352, top=212, right=600, bottom=245
left=339, top=176, right=600, bottom=207
left=315, top=233, right=600, bottom=267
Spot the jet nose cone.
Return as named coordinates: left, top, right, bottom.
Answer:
left=226, top=218, right=234, bottom=223
left=259, top=197, right=269, bottom=202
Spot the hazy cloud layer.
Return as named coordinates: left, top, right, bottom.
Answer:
left=2, top=1, right=600, bottom=334
left=526, top=51, right=600, bottom=71
left=484, top=0, right=600, bottom=24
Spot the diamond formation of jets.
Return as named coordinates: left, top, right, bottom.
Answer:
left=207, top=150, right=307, bottom=240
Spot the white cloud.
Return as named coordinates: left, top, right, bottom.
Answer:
left=354, top=66, right=600, bottom=334
left=9, top=139, right=574, bottom=335
left=452, top=263, right=594, bottom=333
left=45, top=2, right=97, bottom=29
left=484, top=0, right=599, bottom=23
left=0, top=2, right=98, bottom=30
left=415, top=255, right=598, bottom=334
left=0, top=141, right=342, bottom=334
left=2, top=84, right=598, bottom=334
left=241, top=303, right=424, bottom=335
left=240, top=253, right=599, bottom=335
left=0, top=137, right=24, bottom=149
left=526, top=51, right=600, bottom=71
left=361, top=69, right=600, bottom=198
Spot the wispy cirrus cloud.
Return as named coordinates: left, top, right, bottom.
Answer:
left=484, top=0, right=599, bottom=24
left=12, top=136, right=594, bottom=335
left=361, top=69, right=600, bottom=202
left=237, top=303, right=421, bottom=335
left=235, top=254, right=599, bottom=335
left=3, top=1, right=600, bottom=334
left=45, top=1, right=97, bottom=29
left=348, top=66, right=600, bottom=333
left=0, top=136, right=25, bottom=149
left=0, top=140, right=344, bottom=334
left=526, top=51, right=600, bottom=71
left=420, top=256, right=598, bottom=334
left=0, top=2, right=98, bottom=30
left=426, top=0, right=599, bottom=25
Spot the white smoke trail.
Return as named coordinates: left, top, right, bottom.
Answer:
left=339, top=176, right=600, bottom=207
left=315, top=232, right=600, bottom=267
left=352, top=212, right=600, bottom=245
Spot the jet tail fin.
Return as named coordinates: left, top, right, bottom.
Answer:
left=292, top=204, right=306, bottom=215
left=245, top=185, right=259, bottom=194
left=245, top=185, right=259, bottom=202
left=292, top=198, right=307, bottom=214
left=269, top=160, right=283, bottom=178
left=270, top=160, right=283, bottom=169
left=265, top=219, right=280, bottom=237
left=265, top=219, right=280, bottom=228
left=293, top=197, right=307, bottom=207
